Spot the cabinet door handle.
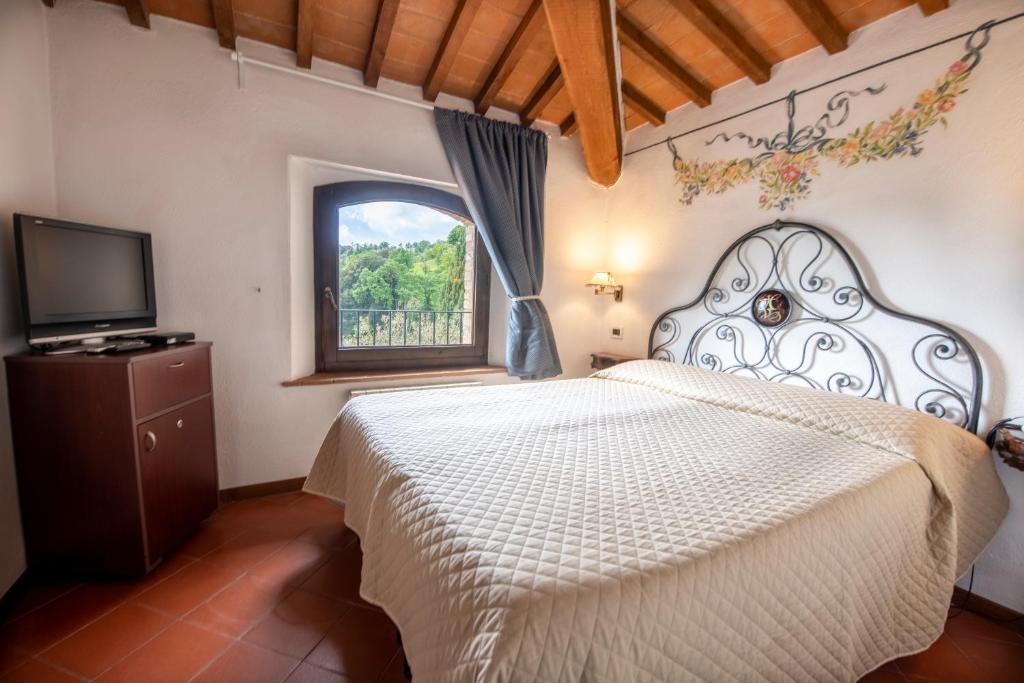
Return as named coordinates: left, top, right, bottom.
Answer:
left=176, top=419, right=184, bottom=429
left=143, top=431, right=158, bottom=452
left=169, top=361, right=185, bottom=369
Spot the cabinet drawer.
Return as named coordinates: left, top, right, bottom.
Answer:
left=137, top=396, right=218, bottom=562
left=132, top=345, right=211, bottom=417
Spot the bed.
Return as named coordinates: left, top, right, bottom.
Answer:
left=304, top=221, right=1009, bottom=682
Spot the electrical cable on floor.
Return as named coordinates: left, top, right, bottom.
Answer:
left=947, top=565, right=1024, bottom=625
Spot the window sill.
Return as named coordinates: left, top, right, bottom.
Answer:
left=282, top=365, right=507, bottom=387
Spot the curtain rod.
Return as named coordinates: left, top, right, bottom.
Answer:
left=625, top=10, right=1024, bottom=158
left=229, top=51, right=552, bottom=137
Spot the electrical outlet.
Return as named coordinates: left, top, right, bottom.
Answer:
left=610, top=327, right=623, bottom=340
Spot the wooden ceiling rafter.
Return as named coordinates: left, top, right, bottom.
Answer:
left=781, top=0, right=848, bottom=54
left=364, top=0, right=402, bottom=88
left=423, top=0, right=485, bottom=102
left=559, top=113, right=578, bottom=137
left=664, top=0, right=770, bottom=84
left=616, top=12, right=711, bottom=107
left=917, top=0, right=949, bottom=16
left=520, top=61, right=563, bottom=126
left=474, top=0, right=546, bottom=115
left=124, top=0, right=150, bottom=29
left=622, top=80, right=665, bottom=127
left=296, top=0, right=316, bottom=69
left=543, top=0, right=623, bottom=186
left=210, top=0, right=236, bottom=50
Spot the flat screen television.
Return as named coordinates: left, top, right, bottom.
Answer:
left=14, top=214, right=157, bottom=346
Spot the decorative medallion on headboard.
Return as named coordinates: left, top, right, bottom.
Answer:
left=648, top=221, right=983, bottom=432
left=666, top=21, right=994, bottom=211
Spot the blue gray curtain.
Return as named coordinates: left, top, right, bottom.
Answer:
left=434, top=108, right=561, bottom=380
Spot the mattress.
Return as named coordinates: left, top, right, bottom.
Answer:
left=303, top=360, right=1008, bottom=682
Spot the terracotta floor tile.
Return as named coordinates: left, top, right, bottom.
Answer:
left=950, top=632, right=1024, bottom=680
left=124, top=554, right=196, bottom=597
left=0, top=647, right=27, bottom=677
left=41, top=602, right=172, bottom=678
left=0, top=583, right=132, bottom=654
left=298, top=543, right=363, bottom=603
left=248, top=540, right=335, bottom=589
left=176, top=520, right=245, bottom=559
left=243, top=589, right=351, bottom=659
left=185, top=574, right=290, bottom=637
left=377, top=649, right=410, bottom=683
left=192, top=641, right=300, bottom=683
left=200, top=529, right=290, bottom=574
left=858, top=666, right=906, bottom=682
left=304, top=605, right=400, bottom=680
left=297, top=522, right=358, bottom=550
left=134, top=561, right=242, bottom=617
left=945, top=611, right=1024, bottom=646
left=95, top=621, right=231, bottom=683
left=284, top=662, right=346, bottom=683
left=1, top=583, right=79, bottom=624
left=895, top=634, right=979, bottom=682
left=0, top=658, right=82, bottom=683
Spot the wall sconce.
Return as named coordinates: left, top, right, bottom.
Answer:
left=586, top=272, right=623, bottom=302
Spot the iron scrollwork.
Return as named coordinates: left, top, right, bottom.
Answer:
left=648, top=221, right=982, bottom=432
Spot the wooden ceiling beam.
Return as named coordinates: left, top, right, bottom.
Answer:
left=616, top=12, right=711, bottom=107
left=664, top=0, right=770, bottom=84
left=781, top=0, right=848, bottom=54
left=543, top=0, right=622, bottom=186
left=474, top=0, right=545, bottom=114
left=296, top=0, right=315, bottom=68
left=124, top=0, right=150, bottom=28
left=211, top=0, right=236, bottom=50
left=364, top=0, right=401, bottom=87
left=916, top=0, right=949, bottom=16
left=559, top=113, right=578, bottom=137
left=520, top=61, right=562, bottom=126
left=622, top=81, right=665, bottom=127
left=424, top=0, right=484, bottom=101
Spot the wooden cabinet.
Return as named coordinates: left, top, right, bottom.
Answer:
left=5, top=343, right=218, bottom=578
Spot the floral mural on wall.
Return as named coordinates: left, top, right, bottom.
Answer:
left=669, top=24, right=991, bottom=211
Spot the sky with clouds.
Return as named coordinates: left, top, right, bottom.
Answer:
left=339, top=202, right=461, bottom=246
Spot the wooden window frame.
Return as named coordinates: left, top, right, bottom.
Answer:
left=314, top=181, right=491, bottom=373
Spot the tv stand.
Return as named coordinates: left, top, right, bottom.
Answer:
left=5, top=342, right=218, bottom=577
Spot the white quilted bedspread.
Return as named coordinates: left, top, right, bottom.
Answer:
left=304, top=361, right=1008, bottom=682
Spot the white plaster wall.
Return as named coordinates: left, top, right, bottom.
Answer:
left=0, top=0, right=58, bottom=597
left=43, top=0, right=606, bottom=494
left=608, top=0, right=1024, bottom=610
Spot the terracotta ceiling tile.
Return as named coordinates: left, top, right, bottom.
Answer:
left=314, top=37, right=366, bottom=71
left=837, top=0, right=916, bottom=31
left=234, top=0, right=295, bottom=28
left=147, top=0, right=214, bottom=27
left=235, top=12, right=295, bottom=50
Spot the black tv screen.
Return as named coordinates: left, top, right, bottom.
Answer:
left=14, top=214, right=157, bottom=345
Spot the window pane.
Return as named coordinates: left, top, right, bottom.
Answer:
left=337, top=202, right=476, bottom=349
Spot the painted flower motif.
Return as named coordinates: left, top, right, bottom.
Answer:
left=779, top=165, right=802, bottom=184
left=948, top=60, right=968, bottom=76
left=672, top=46, right=977, bottom=211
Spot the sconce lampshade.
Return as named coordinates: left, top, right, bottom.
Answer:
left=586, top=272, right=617, bottom=287
left=585, top=272, right=623, bottom=302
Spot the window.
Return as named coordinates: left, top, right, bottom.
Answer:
left=314, top=181, right=490, bottom=373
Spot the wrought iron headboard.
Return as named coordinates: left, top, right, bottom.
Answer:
left=647, top=220, right=983, bottom=433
